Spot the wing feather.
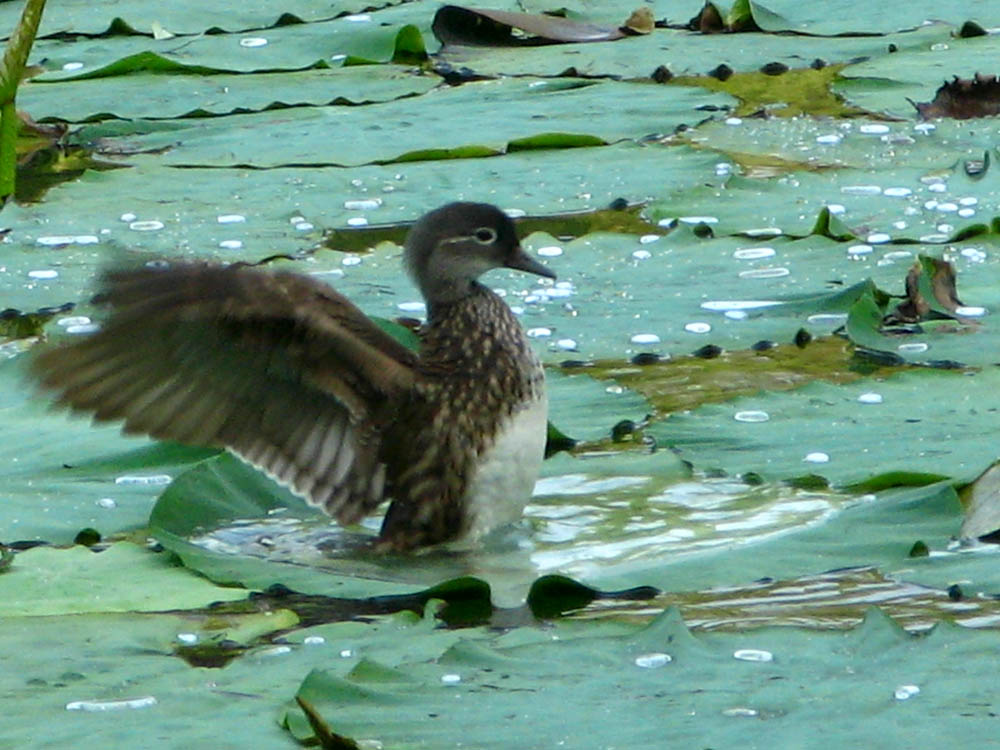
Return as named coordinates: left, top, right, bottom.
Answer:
left=33, top=262, right=418, bottom=523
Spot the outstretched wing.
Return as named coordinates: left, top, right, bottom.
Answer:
left=32, top=263, right=419, bottom=523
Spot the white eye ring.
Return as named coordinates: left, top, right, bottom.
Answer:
left=472, top=227, right=497, bottom=244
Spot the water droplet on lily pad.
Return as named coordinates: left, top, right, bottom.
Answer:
left=344, top=199, right=381, bottom=210
left=684, top=322, right=711, bottom=334
left=733, top=247, right=775, bottom=260
left=894, top=684, right=920, bottom=701
left=841, top=185, right=882, bottom=196
left=803, top=452, right=829, bottom=464
left=734, top=411, right=769, bottom=423
left=630, top=333, right=660, bottom=345
left=701, top=300, right=782, bottom=311
left=240, top=37, right=268, bottom=47
left=733, top=649, right=773, bottom=662
left=738, top=267, right=789, bottom=279
left=858, top=392, right=883, bottom=404
left=634, top=652, right=672, bottom=668
left=955, top=306, right=985, bottom=317
left=129, top=220, right=164, bottom=232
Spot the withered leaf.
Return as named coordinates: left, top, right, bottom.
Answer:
left=432, top=5, right=629, bottom=47
left=913, top=74, right=1000, bottom=120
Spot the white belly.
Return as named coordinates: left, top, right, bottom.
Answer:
left=462, top=393, right=548, bottom=538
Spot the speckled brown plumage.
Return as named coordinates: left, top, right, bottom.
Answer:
left=32, top=202, right=555, bottom=551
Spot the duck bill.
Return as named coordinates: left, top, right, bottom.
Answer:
left=505, top=245, right=556, bottom=279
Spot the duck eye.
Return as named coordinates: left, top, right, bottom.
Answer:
left=472, top=227, right=497, bottom=244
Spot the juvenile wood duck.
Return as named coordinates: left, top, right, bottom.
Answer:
left=33, top=202, right=556, bottom=551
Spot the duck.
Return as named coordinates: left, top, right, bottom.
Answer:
left=32, top=202, right=556, bottom=551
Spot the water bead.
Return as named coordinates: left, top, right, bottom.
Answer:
left=866, top=233, right=891, bottom=244
left=701, top=300, right=782, bottom=311
left=67, top=696, right=157, bottom=712
left=630, top=333, right=661, bottom=345
left=343, top=199, right=382, bottom=210
left=217, top=214, right=245, bottom=224
left=955, top=306, right=986, bottom=317
left=859, top=124, right=890, bottom=134
left=816, top=134, right=842, bottom=144
left=894, top=685, right=920, bottom=701
left=219, top=240, right=243, bottom=250
left=129, top=220, right=164, bottom=231
left=638, top=234, right=660, bottom=244
left=684, top=322, right=711, bottom=334
left=858, top=392, right=883, bottom=404
left=927, top=183, right=946, bottom=193
left=536, top=246, right=563, bottom=257
left=634, top=652, right=672, bottom=668
left=734, top=411, right=769, bottom=423
left=632, top=249, right=652, bottom=260
left=738, top=267, right=790, bottom=279
left=115, top=474, right=172, bottom=486
left=806, top=313, right=847, bottom=326
left=733, top=649, right=773, bottom=662
left=803, top=452, right=830, bottom=464
left=346, top=217, right=369, bottom=227
left=841, top=185, right=881, bottom=195
left=527, top=327, right=552, bottom=338
left=239, top=37, right=268, bottom=47
left=397, top=301, right=426, bottom=313
left=897, top=342, right=928, bottom=353
left=28, top=269, right=58, bottom=279
left=883, top=187, right=912, bottom=197
left=733, top=247, right=775, bottom=260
